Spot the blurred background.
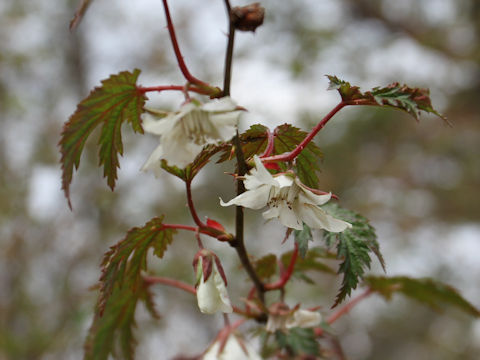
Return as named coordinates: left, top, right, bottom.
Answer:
left=1, top=0, right=479, bottom=359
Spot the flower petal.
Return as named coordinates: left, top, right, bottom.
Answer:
left=286, top=309, right=322, bottom=329
left=220, top=184, right=270, bottom=209
left=141, top=145, right=164, bottom=177
left=298, top=204, right=351, bottom=232
left=243, top=156, right=278, bottom=189
left=141, top=112, right=175, bottom=135
left=295, top=178, right=332, bottom=205
left=196, top=264, right=232, bottom=314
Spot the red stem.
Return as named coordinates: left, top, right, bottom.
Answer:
left=262, top=102, right=347, bottom=163
left=161, top=0, right=210, bottom=88
left=138, top=85, right=212, bottom=95
left=186, top=180, right=207, bottom=228
left=259, top=128, right=275, bottom=158
left=144, top=275, right=196, bottom=294
left=264, top=243, right=299, bottom=290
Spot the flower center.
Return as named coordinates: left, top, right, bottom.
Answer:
left=267, top=183, right=300, bottom=210
left=180, top=110, right=217, bottom=145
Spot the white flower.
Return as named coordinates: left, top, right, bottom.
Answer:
left=142, top=97, right=241, bottom=171
left=195, top=255, right=233, bottom=314
left=220, top=156, right=351, bottom=232
left=266, top=305, right=322, bottom=333
left=203, top=334, right=262, bottom=360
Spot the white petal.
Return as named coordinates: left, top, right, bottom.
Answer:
left=266, top=315, right=288, bottom=333
left=295, top=178, right=332, bottom=205
left=203, top=334, right=262, bottom=360
left=142, top=113, right=175, bottom=135
left=275, top=174, right=294, bottom=188
left=196, top=264, right=232, bottom=314
left=298, top=204, right=351, bottom=232
left=141, top=145, right=164, bottom=177
left=244, top=156, right=278, bottom=189
left=277, top=202, right=303, bottom=230
left=286, top=309, right=322, bottom=329
left=202, top=96, right=237, bottom=112
left=220, top=185, right=270, bottom=209
left=161, top=131, right=204, bottom=168
left=262, top=205, right=280, bottom=220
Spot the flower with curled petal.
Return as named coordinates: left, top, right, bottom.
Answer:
left=220, top=156, right=351, bottom=232
left=142, top=97, right=242, bottom=172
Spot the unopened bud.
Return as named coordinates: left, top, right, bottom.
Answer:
left=231, top=3, right=265, bottom=32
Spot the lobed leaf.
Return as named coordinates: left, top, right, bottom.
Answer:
left=59, top=69, right=146, bottom=208
left=365, top=276, right=480, bottom=317
left=327, top=75, right=447, bottom=122
left=322, top=204, right=385, bottom=307
left=84, top=216, right=176, bottom=360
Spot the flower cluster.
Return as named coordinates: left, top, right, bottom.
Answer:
left=142, top=97, right=242, bottom=171
left=221, top=156, right=351, bottom=232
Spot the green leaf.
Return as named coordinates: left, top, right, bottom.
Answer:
left=84, top=216, right=176, bottom=360
left=218, top=124, right=269, bottom=163
left=275, top=328, right=320, bottom=357
left=322, top=204, right=385, bottom=307
left=294, top=223, right=313, bottom=258
left=59, top=69, right=146, bottom=207
left=274, top=124, right=323, bottom=189
left=160, top=144, right=225, bottom=181
left=365, top=276, right=480, bottom=317
left=253, top=254, right=278, bottom=280
left=327, top=75, right=447, bottom=122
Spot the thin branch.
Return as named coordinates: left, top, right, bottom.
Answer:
left=186, top=180, right=207, bottom=228
left=138, top=84, right=213, bottom=95
left=231, top=131, right=265, bottom=303
left=223, top=0, right=235, bottom=96
left=144, top=275, right=196, bottom=294
left=262, top=102, right=347, bottom=163
left=161, top=0, right=210, bottom=88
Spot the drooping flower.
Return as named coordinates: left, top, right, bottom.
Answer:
left=203, top=334, right=262, bottom=360
left=265, top=303, right=322, bottom=333
left=194, top=250, right=233, bottom=314
left=142, top=97, right=242, bottom=171
left=220, top=155, right=351, bottom=232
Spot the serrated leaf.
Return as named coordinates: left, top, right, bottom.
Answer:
left=275, top=327, right=320, bottom=357
left=322, top=204, right=385, bottom=307
left=294, top=223, right=313, bottom=258
left=253, top=254, right=278, bottom=280
left=326, top=75, right=447, bottom=122
left=84, top=216, right=175, bottom=360
left=161, top=144, right=225, bottom=181
left=365, top=276, right=480, bottom=317
left=274, top=124, right=323, bottom=189
left=59, top=69, right=146, bottom=208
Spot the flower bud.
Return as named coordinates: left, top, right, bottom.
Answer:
left=231, top=3, right=265, bottom=32
left=193, top=250, right=233, bottom=314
